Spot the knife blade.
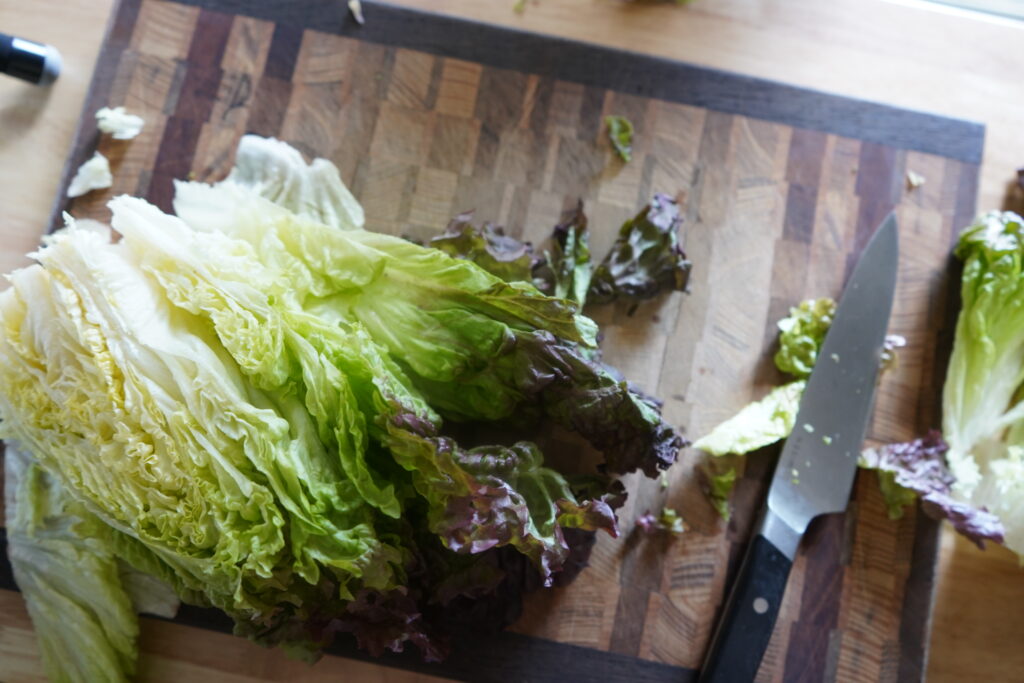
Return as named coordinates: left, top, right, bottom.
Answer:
left=698, top=214, right=899, bottom=683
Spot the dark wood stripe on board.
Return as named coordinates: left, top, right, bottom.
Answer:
left=167, top=0, right=983, bottom=165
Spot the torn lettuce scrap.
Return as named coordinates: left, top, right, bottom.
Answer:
left=774, top=298, right=836, bottom=379
left=67, top=152, right=112, bottom=198
left=692, top=381, right=805, bottom=457
left=605, top=115, right=635, bottom=162
left=860, top=432, right=1004, bottom=548
left=96, top=106, right=144, bottom=140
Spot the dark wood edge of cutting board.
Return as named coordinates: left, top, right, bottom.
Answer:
left=175, top=0, right=989, bottom=165
left=48, top=0, right=988, bottom=234
left=24, top=0, right=975, bottom=679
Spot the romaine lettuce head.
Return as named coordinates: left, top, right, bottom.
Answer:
left=1, top=135, right=684, bottom=668
left=942, top=210, right=1024, bottom=551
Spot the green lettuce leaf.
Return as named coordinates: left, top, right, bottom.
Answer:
left=939, top=211, right=1024, bottom=552
left=204, top=134, right=364, bottom=232
left=604, top=115, right=634, bottom=162
left=691, top=381, right=805, bottom=456
left=774, top=298, right=836, bottom=379
left=698, top=463, right=737, bottom=521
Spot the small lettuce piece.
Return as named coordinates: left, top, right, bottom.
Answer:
left=547, top=201, right=593, bottom=305
left=429, top=212, right=539, bottom=284
left=874, top=470, right=918, bottom=520
left=881, top=333, right=907, bottom=372
left=774, top=298, right=836, bottom=379
left=692, top=381, right=805, bottom=456
left=605, top=115, right=634, bottom=162
left=860, top=432, right=1005, bottom=548
left=699, top=463, right=737, bottom=521
left=637, top=507, right=687, bottom=536
left=588, top=193, right=691, bottom=304
left=96, top=106, right=144, bottom=140
left=67, top=151, right=112, bottom=198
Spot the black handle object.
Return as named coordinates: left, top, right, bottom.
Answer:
left=698, top=533, right=794, bottom=683
left=0, top=32, right=61, bottom=85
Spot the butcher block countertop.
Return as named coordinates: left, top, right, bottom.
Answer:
left=1, top=1, right=1024, bottom=681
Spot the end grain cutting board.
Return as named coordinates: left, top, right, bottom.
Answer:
left=0, top=0, right=984, bottom=681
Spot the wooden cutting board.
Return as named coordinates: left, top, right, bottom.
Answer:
left=0, top=0, right=984, bottom=681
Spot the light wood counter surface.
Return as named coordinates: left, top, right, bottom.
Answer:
left=2, top=0, right=1023, bottom=680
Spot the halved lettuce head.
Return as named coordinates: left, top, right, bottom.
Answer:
left=0, top=136, right=684, bottom=675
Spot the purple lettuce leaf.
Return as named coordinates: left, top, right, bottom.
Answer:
left=406, top=327, right=683, bottom=477
left=428, top=212, right=543, bottom=285
left=860, top=431, right=1005, bottom=548
left=527, top=332, right=685, bottom=476
left=331, top=588, right=448, bottom=662
left=636, top=507, right=687, bottom=536
left=588, top=193, right=692, bottom=304
left=383, top=411, right=620, bottom=585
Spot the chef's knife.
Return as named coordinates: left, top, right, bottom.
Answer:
left=698, top=214, right=899, bottom=683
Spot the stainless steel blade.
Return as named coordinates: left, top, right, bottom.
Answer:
left=764, top=214, right=899, bottom=557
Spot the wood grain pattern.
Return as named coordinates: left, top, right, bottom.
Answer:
left=0, top=0, right=985, bottom=681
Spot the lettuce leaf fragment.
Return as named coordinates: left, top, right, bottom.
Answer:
left=692, top=381, right=805, bottom=457
left=860, top=432, right=1004, bottom=548
left=588, top=193, right=691, bottom=304
left=774, top=298, right=836, bottom=379
left=429, top=212, right=540, bottom=285
left=605, top=115, right=635, bottom=162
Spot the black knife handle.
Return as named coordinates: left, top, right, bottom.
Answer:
left=698, top=533, right=794, bottom=683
